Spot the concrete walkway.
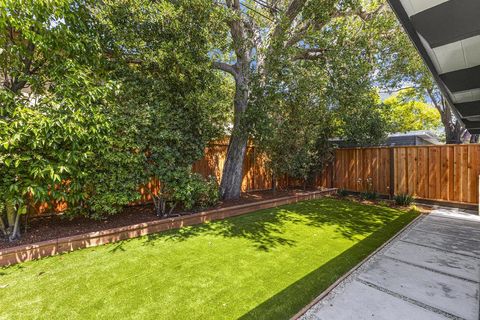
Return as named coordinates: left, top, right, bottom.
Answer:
left=300, top=208, right=480, bottom=320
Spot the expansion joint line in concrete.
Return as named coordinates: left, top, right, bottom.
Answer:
left=413, top=226, right=480, bottom=242
left=379, top=254, right=479, bottom=284
left=356, top=278, right=465, bottom=320
left=398, top=239, right=480, bottom=260
left=420, top=218, right=480, bottom=231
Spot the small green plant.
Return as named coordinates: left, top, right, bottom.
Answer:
left=360, top=177, right=378, bottom=200
left=394, top=193, right=414, bottom=206
left=409, top=205, right=419, bottom=212
left=360, top=191, right=378, bottom=201
left=378, top=200, right=389, bottom=207
left=337, top=189, right=349, bottom=197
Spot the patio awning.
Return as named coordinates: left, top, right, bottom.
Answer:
left=387, top=0, right=480, bottom=133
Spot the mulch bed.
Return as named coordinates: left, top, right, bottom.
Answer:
left=336, top=195, right=432, bottom=214
left=0, top=189, right=297, bottom=250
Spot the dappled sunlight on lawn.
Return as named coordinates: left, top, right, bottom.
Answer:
left=140, top=198, right=404, bottom=252
left=0, top=198, right=417, bottom=320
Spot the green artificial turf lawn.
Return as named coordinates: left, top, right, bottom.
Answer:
left=0, top=198, right=418, bottom=320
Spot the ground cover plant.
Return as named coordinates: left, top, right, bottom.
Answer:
left=394, top=193, right=415, bottom=206
left=0, top=198, right=418, bottom=319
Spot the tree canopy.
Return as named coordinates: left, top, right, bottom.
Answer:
left=0, top=0, right=228, bottom=239
left=212, top=0, right=396, bottom=198
left=382, top=89, right=441, bottom=134
left=0, top=0, right=448, bottom=240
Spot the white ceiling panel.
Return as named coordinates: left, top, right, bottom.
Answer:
left=400, top=0, right=449, bottom=16
left=452, top=88, right=480, bottom=103
left=462, top=35, right=480, bottom=68
left=389, top=0, right=480, bottom=129
left=432, top=35, right=480, bottom=74
left=418, top=34, right=443, bottom=73
left=433, top=42, right=465, bottom=74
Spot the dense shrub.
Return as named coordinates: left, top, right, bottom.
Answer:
left=394, top=193, right=414, bottom=206
left=337, top=189, right=349, bottom=197
left=150, top=172, right=220, bottom=217
left=190, top=175, right=220, bottom=210
left=0, top=0, right=228, bottom=238
left=0, top=0, right=121, bottom=238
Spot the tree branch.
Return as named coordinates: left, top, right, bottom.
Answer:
left=357, top=3, right=386, bottom=21
left=212, top=61, right=237, bottom=76
left=284, top=7, right=369, bottom=49
left=271, top=0, right=307, bottom=41
left=293, top=47, right=329, bottom=61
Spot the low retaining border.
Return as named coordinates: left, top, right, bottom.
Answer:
left=0, top=189, right=337, bottom=267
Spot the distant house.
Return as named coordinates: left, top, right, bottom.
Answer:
left=332, top=130, right=442, bottom=148
left=384, top=131, right=441, bottom=146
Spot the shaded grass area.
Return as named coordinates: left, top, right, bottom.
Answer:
left=0, top=198, right=418, bottom=320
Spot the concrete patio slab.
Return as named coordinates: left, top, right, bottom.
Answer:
left=358, top=257, right=479, bottom=320
left=427, top=209, right=480, bottom=223
left=301, top=280, right=449, bottom=320
left=401, top=229, right=480, bottom=258
left=423, top=214, right=480, bottom=230
left=384, top=241, right=480, bottom=282
left=299, top=208, right=480, bottom=320
left=414, top=219, right=480, bottom=240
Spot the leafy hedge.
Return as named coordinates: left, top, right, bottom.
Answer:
left=0, top=0, right=228, bottom=240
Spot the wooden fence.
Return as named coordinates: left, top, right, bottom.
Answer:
left=36, top=143, right=480, bottom=214
left=192, top=142, right=273, bottom=192
left=333, top=145, right=480, bottom=205
left=190, top=142, right=333, bottom=194
left=113, top=145, right=265, bottom=205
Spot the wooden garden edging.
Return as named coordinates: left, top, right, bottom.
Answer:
left=0, top=189, right=337, bottom=267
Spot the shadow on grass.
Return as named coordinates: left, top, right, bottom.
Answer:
left=238, top=211, right=418, bottom=320
left=138, top=199, right=407, bottom=252
left=144, top=207, right=299, bottom=251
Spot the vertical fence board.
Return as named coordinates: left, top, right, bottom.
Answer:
left=440, top=147, right=449, bottom=200
left=334, top=145, right=480, bottom=205
left=460, top=146, right=468, bottom=203
left=416, top=148, right=426, bottom=198
left=447, top=146, right=455, bottom=201
left=454, top=146, right=462, bottom=202
left=407, top=147, right=416, bottom=195
left=397, top=148, right=406, bottom=194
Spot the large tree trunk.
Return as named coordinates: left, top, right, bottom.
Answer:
left=220, top=73, right=249, bottom=200
left=442, top=101, right=465, bottom=144
left=220, top=130, right=248, bottom=199
left=429, top=92, right=466, bottom=144
left=444, top=121, right=464, bottom=144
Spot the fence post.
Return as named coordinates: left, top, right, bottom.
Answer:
left=330, top=153, right=335, bottom=189
left=252, top=146, right=256, bottom=191
left=389, top=147, right=395, bottom=199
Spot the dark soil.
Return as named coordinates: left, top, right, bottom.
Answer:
left=0, top=189, right=299, bottom=250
